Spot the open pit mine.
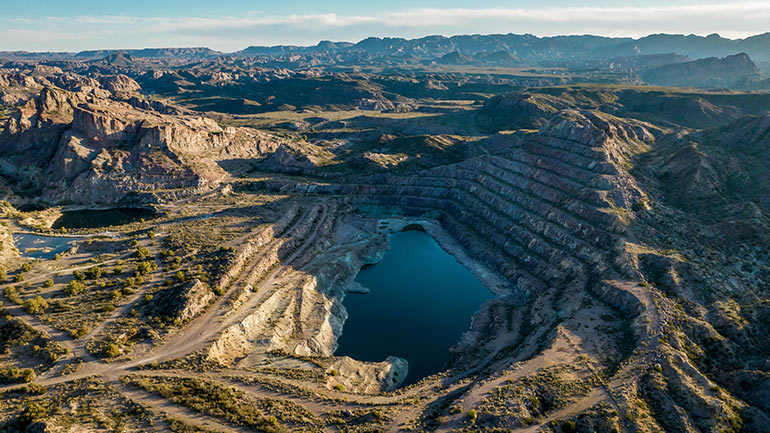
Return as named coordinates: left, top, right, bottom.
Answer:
left=0, top=35, right=770, bottom=433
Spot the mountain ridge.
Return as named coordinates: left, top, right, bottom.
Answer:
left=3, top=32, right=770, bottom=65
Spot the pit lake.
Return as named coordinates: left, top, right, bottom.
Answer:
left=335, top=228, right=493, bottom=385
left=51, top=208, right=157, bottom=229
left=13, top=233, right=80, bottom=259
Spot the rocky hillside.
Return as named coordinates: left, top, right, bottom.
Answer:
left=1, top=54, right=769, bottom=433
left=641, top=53, right=767, bottom=89
left=0, top=83, right=288, bottom=203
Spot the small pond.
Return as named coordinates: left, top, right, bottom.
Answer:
left=13, top=233, right=80, bottom=260
left=51, top=208, right=157, bottom=229
left=335, top=228, right=493, bottom=385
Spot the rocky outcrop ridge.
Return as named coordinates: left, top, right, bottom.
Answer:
left=0, top=86, right=288, bottom=203
left=176, top=279, right=216, bottom=323
left=256, top=110, right=659, bottom=305
left=642, top=53, right=766, bottom=89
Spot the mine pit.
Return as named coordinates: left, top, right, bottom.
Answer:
left=51, top=207, right=158, bottom=229
left=335, top=227, right=493, bottom=385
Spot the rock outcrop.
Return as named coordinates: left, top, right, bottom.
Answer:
left=0, top=86, right=288, bottom=203
left=642, top=53, right=766, bottom=89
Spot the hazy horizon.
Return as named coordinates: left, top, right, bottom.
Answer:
left=2, top=31, right=769, bottom=55
left=2, top=0, right=770, bottom=52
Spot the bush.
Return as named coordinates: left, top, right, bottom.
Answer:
left=13, top=274, right=24, bottom=283
left=0, top=367, right=35, bottom=384
left=134, top=247, right=151, bottom=259
left=467, top=409, right=478, bottom=424
left=175, top=271, right=186, bottom=282
left=43, top=279, right=54, bottom=288
left=85, top=266, right=102, bottom=280
left=20, top=263, right=32, bottom=272
left=25, top=383, right=47, bottom=395
left=19, top=402, right=47, bottom=425
left=4, top=286, right=21, bottom=304
left=113, top=266, right=123, bottom=275
left=73, top=270, right=86, bottom=281
left=333, top=384, right=345, bottom=391
left=136, top=261, right=157, bottom=275
left=23, top=296, right=48, bottom=314
left=130, top=376, right=283, bottom=432
left=64, top=280, right=85, bottom=296
left=561, top=420, right=577, bottom=433
left=103, top=342, right=121, bottom=358
left=70, top=324, right=90, bottom=339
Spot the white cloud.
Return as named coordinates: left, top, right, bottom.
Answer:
left=1, top=2, right=769, bottom=52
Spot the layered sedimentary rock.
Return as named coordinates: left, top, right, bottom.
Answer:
left=0, top=86, right=288, bottom=203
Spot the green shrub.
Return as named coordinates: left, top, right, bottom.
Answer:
left=561, top=420, right=577, bottom=433
left=0, top=367, right=35, bottom=384
left=25, top=383, right=47, bottom=395
left=103, top=342, right=121, bottom=358
left=129, top=377, right=283, bottom=432
left=85, top=266, right=102, bottom=280
left=43, top=279, right=54, bottom=288
left=467, top=409, right=478, bottom=424
left=20, top=263, right=32, bottom=272
left=134, top=247, right=151, bottom=259
left=136, top=261, right=157, bottom=275
left=4, top=286, right=21, bottom=304
left=70, top=324, right=90, bottom=339
left=23, top=296, right=48, bottom=314
left=18, top=402, right=47, bottom=425
left=64, top=280, right=85, bottom=296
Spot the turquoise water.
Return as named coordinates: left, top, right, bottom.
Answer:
left=335, top=228, right=493, bottom=385
left=13, top=233, right=80, bottom=259
left=51, top=208, right=157, bottom=229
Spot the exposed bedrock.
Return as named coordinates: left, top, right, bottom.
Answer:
left=0, top=85, right=289, bottom=203
left=247, top=110, right=659, bottom=319
left=204, top=209, right=414, bottom=392
left=206, top=215, right=386, bottom=363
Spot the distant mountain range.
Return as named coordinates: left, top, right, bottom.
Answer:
left=3, top=32, right=770, bottom=67
left=642, top=53, right=768, bottom=89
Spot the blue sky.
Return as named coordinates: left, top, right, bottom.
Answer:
left=1, top=0, right=769, bottom=52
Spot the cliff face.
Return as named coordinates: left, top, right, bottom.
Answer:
left=0, top=86, right=287, bottom=203
left=641, top=53, right=766, bottom=89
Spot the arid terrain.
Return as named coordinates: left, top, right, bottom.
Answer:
left=1, top=33, right=770, bottom=433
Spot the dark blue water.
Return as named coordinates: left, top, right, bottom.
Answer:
left=335, top=229, right=493, bottom=385
left=51, top=208, right=157, bottom=229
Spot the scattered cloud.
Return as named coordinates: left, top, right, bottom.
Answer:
left=1, top=2, right=769, bottom=52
